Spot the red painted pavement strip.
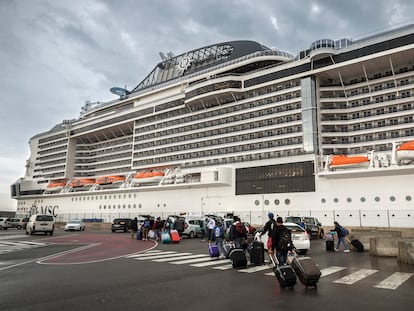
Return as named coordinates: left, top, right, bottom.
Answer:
left=36, top=234, right=156, bottom=264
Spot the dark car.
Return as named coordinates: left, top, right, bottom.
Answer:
left=111, top=218, right=132, bottom=232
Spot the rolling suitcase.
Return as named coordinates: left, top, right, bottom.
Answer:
left=326, top=240, right=334, bottom=252
left=170, top=229, right=180, bottom=243
left=290, top=256, right=321, bottom=288
left=351, top=239, right=364, bottom=252
left=250, top=241, right=265, bottom=265
left=229, top=248, right=247, bottom=268
left=269, top=253, right=296, bottom=288
left=223, top=243, right=234, bottom=259
left=161, top=230, right=171, bottom=244
left=208, top=243, right=220, bottom=257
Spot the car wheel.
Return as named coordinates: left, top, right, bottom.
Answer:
left=17, top=225, right=22, bottom=230
left=111, top=230, right=115, bottom=232
left=189, top=231, right=195, bottom=239
left=30, top=228, right=34, bottom=235
left=50, top=231, right=54, bottom=235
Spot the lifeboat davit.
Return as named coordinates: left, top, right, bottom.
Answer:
left=396, top=140, right=414, bottom=161
left=70, top=178, right=96, bottom=188
left=133, top=171, right=164, bottom=184
left=46, top=179, right=68, bottom=191
left=96, top=175, right=125, bottom=185
left=330, top=155, right=370, bottom=169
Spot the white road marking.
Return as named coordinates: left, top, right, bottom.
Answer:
left=153, top=254, right=207, bottom=262
left=320, top=266, right=347, bottom=277
left=171, top=257, right=218, bottom=265
left=190, top=259, right=232, bottom=267
left=126, top=250, right=174, bottom=258
left=212, top=264, right=234, bottom=270
left=238, top=264, right=273, bottom=273
left=333, top=269, right=378, bottom=285
left=374, top=272, right=413, bottom=290
left=134, top=252, right=185, bottom=260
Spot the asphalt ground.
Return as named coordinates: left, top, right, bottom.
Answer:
left=0, top=229, right=413, bottom=311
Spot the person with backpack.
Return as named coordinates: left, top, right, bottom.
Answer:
left=260, top=213, right=276, bottom=251
left=130, top=217, right=138, bottom=239
left=206, top=217, right=216, bottom=242
left=271, top=217, right=293, bottom=265
left=229, top=216, right=247, bottom=248
left=211, top=221, right=225, bottom=259
left=333, top=221, right=350, bottom=253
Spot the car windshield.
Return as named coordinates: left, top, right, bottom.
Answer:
left=36, top=215, right=54, bottom=221
left=69, top=220, right=81, bottom=224
left=285, top=225, right=305, bottom=233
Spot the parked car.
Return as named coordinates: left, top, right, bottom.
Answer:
left=25, top=214, right=55, bottom=235
left=0, top=217, right=11, bottom=230
left=64, top=219, right=86, bottom=231
left=303, top=216, right=324, bottom=239
left=182, top=219, right=202, bottom=238
left=255, top=222, right=310, bottom=254
left=9, top=218, right=26, bottom=229
left=111, top=218, right=132, bottom=232
left=285, top=216, right=305, bottom=228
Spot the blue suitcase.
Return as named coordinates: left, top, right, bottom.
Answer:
left=208, top=244, right=219, bottom=257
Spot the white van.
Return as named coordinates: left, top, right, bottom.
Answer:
left=25, top=214, right=55, bottom=235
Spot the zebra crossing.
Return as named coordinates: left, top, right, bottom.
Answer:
left=126, top=250, right=413, bottom=290
left=0, top=240, right=48, bottom=254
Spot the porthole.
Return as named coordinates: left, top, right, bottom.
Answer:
left=321, top=198, right=326, bottom=203
left=255, top=200, right=260, bottom=206
left=139, top=204, right=142, bottom=208
left=375, top=197, right=380, bottom=202
left=128, top=204, right=131, bottom=209
left=134, top=194, right=137, bottom=198
left=333, top=198, right=339, bottom=203
left=129, top=194, right=131, bottom=198
left=133, top=204, right=136, bottom=208
left=285, top=199, right=290, bottom=205
left=406, top=195, right=412, bottom=201
left=390, top=196, right=396, bottom=202
left=360, top=197, right=366, bottom=202
left=264, top=200, right=269, bottom=206
left=274, top=199, right=280, bottom=205
left=346, top=197, right=352, bottom=203
left=109, top=195, right=111, bottom=199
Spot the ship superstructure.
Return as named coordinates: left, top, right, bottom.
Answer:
left=11, top=25, right=414, bottom=228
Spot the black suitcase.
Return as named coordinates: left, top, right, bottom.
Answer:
left=250, top=241, right=265, bottom=265
left=229, top=248, right=247, bottom=268
left=290, top=256, right=321, bottom=288
left=223, top=243, right=234, bottom=259
left=326, top=240, right=334, bottom=251
left=351, top=239, right=364, bottom=252
left=269, top=253, right=296, bottom=288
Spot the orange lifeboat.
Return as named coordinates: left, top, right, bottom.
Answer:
left=397, top=140, right=414, bottom=160
left=133, top=171, right=164, bottom=184
left=96, top=175, right=125, bottom=185
left=70, top=178, right=96, bottom=188
left=46, top=179, right=68, bottom=192
left=330, top=155, right=369, bottom=169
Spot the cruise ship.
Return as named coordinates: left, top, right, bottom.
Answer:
left=11, top=24, right=414, bottom=228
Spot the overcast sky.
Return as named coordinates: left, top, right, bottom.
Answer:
left=1, top=0, right=413, bottom=211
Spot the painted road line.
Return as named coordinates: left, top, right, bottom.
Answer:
left=134, top=252, right=184, bottom=260
left=374, top=272, right=413, bottom=290
left=238, top=264, right=272, bottom=273
left=153, top=254, right=207, bottom=262
left=171, top=257, right=218, bottom=265
left=125, top=250, right=172, bottom=258
left=212, top=264, right=234, bottom=270
left=320, top=266, right=347, bottom=277
left=333, top=269, right=378, bottom=285
left=190, top=259, right=232, bottom=267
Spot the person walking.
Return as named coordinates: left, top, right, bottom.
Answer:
left=260, top=213, right=276, bottom=251
left=130, top=217, right=138, bottom=239
left=271, top=217, right=293, bottom=265
left=333, top=221, right=350, bottom=252
left=206, top=217, right=216, bottom=242
left=199, top=219, right=206, bottom=241
left=229, top=216, right=247, bottom=248
left=212, top=221, right=226, bottom=259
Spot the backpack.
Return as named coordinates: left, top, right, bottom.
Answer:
left=340, top=226, right=348, bottom=236
left=235, top=222, right=247, bottom=236
left=143, top=220, right=150, bottom=228
left=277, top=227, right=292, bottom=251
left=214, top=226, right=223, bottom=238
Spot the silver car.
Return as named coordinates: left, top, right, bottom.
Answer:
left=255, top=222, right=311, bottom=255
left=64, top=219, right=86, bottom=231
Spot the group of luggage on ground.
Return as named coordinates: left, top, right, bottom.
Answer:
left=207, top=213, right=362, bottom=289
left=129, top=216, right=184, bottom=242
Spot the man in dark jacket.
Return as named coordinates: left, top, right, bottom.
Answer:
left=260, top=213, right=276, bottom=251
left=130, top=217, right=138, bottom=239
left=271, top=217, right=292, bottom=265
left=229, top=216, right=247, bottom=248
